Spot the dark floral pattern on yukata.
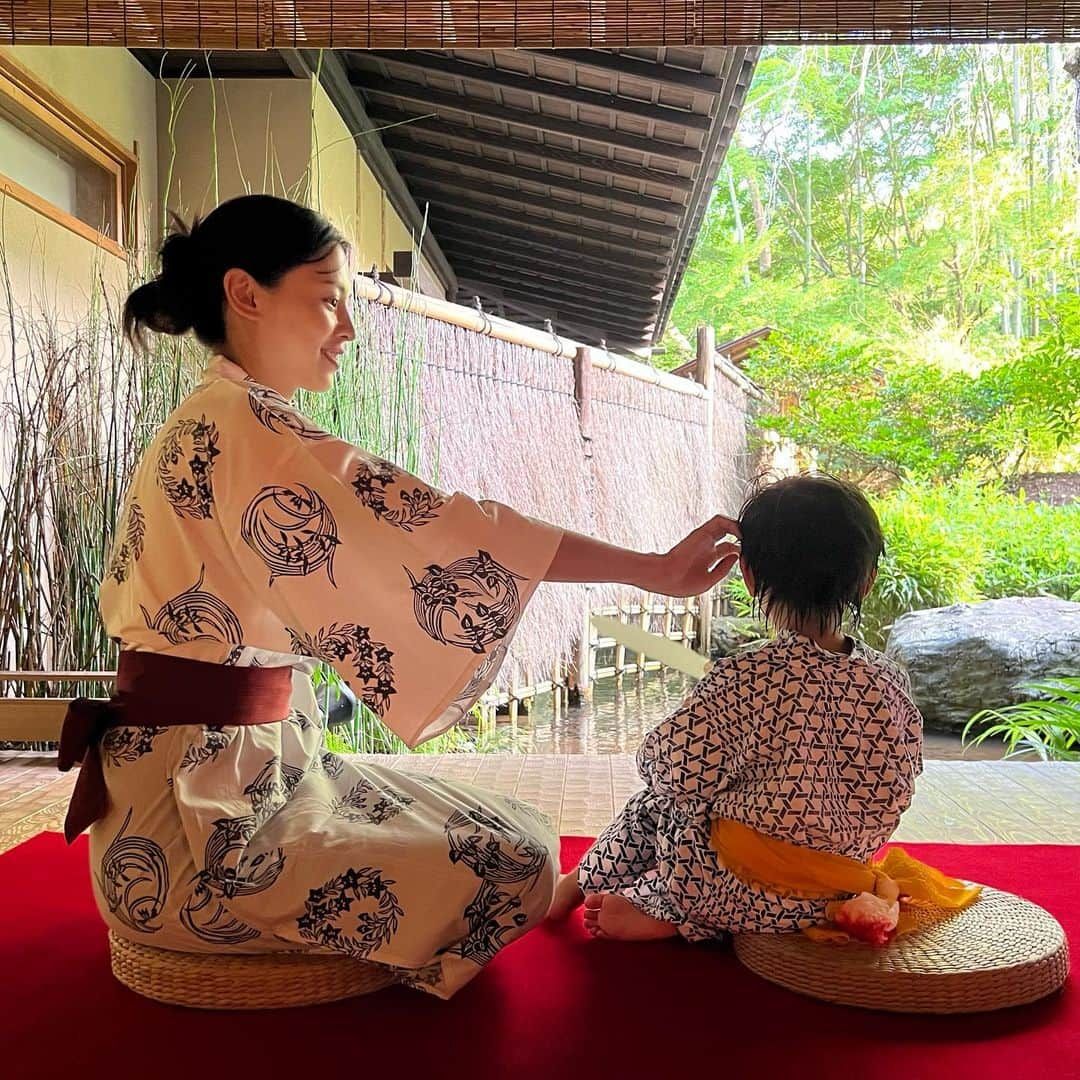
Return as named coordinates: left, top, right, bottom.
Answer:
left=406, top=551, right=525, bottom=654
left=241, top=484, right=341, bottom=586
left=351, top=459, right=444, bottom=531
left=180, top=814, right=285, bottom=945
left=297, top=866, right=404, bottom=959
left=156, top=416, right=219, bottom=519
left=139, top=567, right=244, bottom=646
left=96, top=809, right=169, bottom=935
left=288, top=623, right=396, bottom=718
left=107, top=500, right=145, bottom=584
left=247, top=383, right=331, bottom=441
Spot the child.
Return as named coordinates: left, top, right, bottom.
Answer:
left=548, top=474, right=923, bottom=941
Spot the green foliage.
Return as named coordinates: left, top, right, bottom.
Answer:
left=723, top=575, right=755, bottom=618
left=313, top=663, right=519, bottom=755
left=963, top=678, right=1080, bottom=761
left=675, top=44, right=1078, bottom=341
left=323, top=717, right=519, bottom=756
left=723, top=478, right=1080, bottom=648
left=670, top=44, right=1080, bottom=480
left=740, top=295, right=1080, bottom=485
left=986, top=293, right=1080, bottom=454
left=742, top=330, right=1003, bottom=483
left=859, top=480, right=1080, bottom=646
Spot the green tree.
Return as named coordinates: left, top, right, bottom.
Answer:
left=669, top=44, right=1080, bottom=483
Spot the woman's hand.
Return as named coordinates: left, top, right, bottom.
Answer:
left=646, top=515, right=741, bottom=596
left=544, top=514, right=741, bottom=596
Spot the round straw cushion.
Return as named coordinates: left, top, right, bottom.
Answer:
left=109, top=931, right=399, bottom=1009
left=733, top=886, right=1069, bottom=1013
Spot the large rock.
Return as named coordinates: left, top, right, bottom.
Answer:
left=710, top=615, right=769, bottom=658
left=885, top=597, right=1080, bottom=732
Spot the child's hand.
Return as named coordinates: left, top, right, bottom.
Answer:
left=649, top=515, right=740, bottom=596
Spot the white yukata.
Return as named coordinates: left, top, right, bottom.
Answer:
left=91, top=355, right=564, bottom=998
left=578, top=633, right=924, bottom=939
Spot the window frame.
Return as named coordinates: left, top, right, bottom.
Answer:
left=0, top=52, right=138, bottom=259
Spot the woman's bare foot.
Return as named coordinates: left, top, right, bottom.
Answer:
left=547, top=871, right=585, bottom=920
left=582, top=892, right=679, bottom=941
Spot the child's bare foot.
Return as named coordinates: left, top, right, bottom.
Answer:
left=582, top=892, right=679, bottom=941
left=547, top=871, right=585, bottom=920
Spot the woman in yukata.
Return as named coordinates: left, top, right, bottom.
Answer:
left=58, top=194, right=741, bottom=1000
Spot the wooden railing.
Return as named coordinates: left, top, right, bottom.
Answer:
left=0, top=672, right=112, bottom=743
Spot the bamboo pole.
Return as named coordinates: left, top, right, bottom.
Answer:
left=355, top=274, right=706, bottom=399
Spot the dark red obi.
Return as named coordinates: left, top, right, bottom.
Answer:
left=58, top=651, right=294, bottom=843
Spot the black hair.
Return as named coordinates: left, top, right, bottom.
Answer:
left=123, top=195, right=348, bottom=349
left=737, top=473, right=885, bottom=635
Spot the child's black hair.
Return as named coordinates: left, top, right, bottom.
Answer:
left=737, top=473, right=884, bottom=634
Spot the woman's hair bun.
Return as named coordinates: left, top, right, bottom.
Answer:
left=123, top=213, right=204, bottom=345
left=159, top=219, right=201, bottom=285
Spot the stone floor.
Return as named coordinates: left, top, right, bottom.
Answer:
left=1, top=751, right=1078, bottom=855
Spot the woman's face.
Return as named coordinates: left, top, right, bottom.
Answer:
left=227, top=244, right=356, bottom=396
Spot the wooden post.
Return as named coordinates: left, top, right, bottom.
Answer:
left=573, top=346, right=595, bottom=701
left=681, top=597, right=694, bottom=648
left=636, top=599, right=650, bottom=677
left=695, top=324, right=717, bottom=658
left=661, top=602, right=675, bottom=675
left=574, top=345, right=594, bottom=438
left=578, top=596, right=594, bottom=701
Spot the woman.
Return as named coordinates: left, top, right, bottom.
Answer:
left=61, top=194, right=739, bottom=999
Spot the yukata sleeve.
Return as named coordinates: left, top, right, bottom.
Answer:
left=211, top=384, right=563, bottom=746
left=636, top=660, right=742, bottom=809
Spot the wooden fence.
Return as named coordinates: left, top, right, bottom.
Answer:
left=1, top=279, right=763, bottom=743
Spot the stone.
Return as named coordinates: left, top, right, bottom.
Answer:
left=884, top=596, right=1080, bottom=732
left=710, top=615, right=770, bottom=658
left=322, top=680, right=356, bottom=728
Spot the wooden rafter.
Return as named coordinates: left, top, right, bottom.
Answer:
left=383, top=137, right=685, bottom=215
left=363, top=51, right=712, bottom=130
left=369, top=106, right=696, bottom=191
left=407, top=171, right=674, bottom=238
left=352, top=75, right=702, bottom=163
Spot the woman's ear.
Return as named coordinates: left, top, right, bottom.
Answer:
left=222, top=268, right=261, bottom=323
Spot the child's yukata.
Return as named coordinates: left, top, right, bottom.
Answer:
left=578, top=632, right=923, bottom=939
left=92, top=355, right=564, bottom=999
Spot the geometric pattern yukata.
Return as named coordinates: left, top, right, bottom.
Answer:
left=578, top=632, right=923, bottom=941
left=93, top=355, right=564, bottom=999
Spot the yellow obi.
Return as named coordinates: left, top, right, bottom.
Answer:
left=710, top=818, right=982, bottom=945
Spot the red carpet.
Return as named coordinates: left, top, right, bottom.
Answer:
left=3, top=834, right=1076, bottom=1080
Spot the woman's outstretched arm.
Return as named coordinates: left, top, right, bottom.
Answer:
left=544, top=515, right=740, bottom=597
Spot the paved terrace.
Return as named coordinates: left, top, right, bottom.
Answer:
left=2, top=753, right=1078, bottom=854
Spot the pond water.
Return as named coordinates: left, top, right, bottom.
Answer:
left=515, top=668, right=1008, bottom=759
